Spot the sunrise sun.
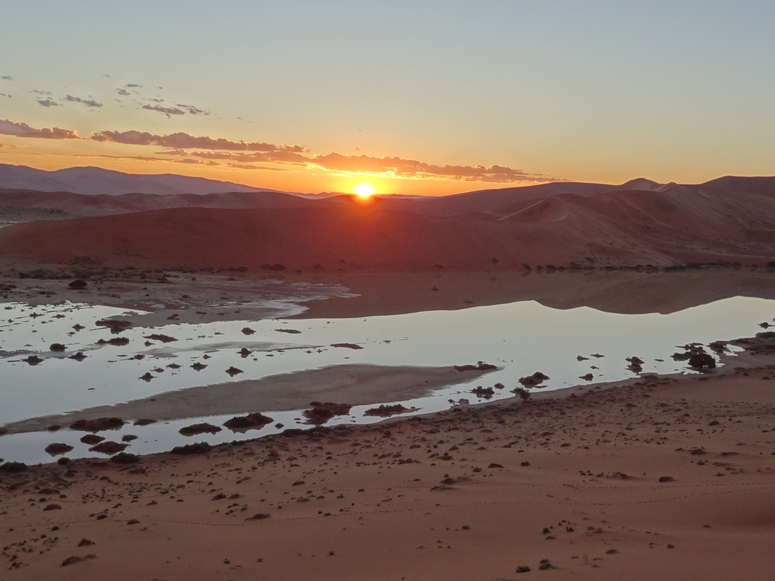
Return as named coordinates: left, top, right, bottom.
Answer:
left=353, top=183, right=376, bottom=198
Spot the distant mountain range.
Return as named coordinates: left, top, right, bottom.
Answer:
left=0, top=163, right=282, bottom=196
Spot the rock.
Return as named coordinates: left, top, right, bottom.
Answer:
left=330, top=343, right=363, bottom=350
left=50, top=343, right=66, bottom=352
left=68, top=279, right=88, bottom=289
left=96, top=319, right=132, bottom=334
left=303, top=402, right=353, bottom=425
left=110, top=452, right=140, bottom=464
left=170, top=442, right=212, bottom=455
left=363, top=404, right=410, bottom=417
left=70, top=417, right=124, bottom=432
left=45, top=443, right=73, bottom=456
left=225, top=366, right=243, bottom=377
left=454, top=361, right=497, bottom=372
left=143, top=333, right=177, bottom=343
left=223, top=412, right=273, bottom=431
left=519, top=372, right=549, bottom=387
left=179, top=422, right=222, bottom=436
left=80, top=434, right=105, bottom=445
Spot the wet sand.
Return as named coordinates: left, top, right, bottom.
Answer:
left=1, top=364, right=497, bottom=434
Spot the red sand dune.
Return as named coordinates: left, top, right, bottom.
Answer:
left=0, top=183, right=774, bottom=271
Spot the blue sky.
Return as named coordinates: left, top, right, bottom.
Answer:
left=1, top=1, right=773, bottom=194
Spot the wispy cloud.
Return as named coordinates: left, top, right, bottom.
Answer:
left=5, top=118, right=557, bottom=184
left=37, top=98, right=61, bottom=108
left=176, top=103, right=210, bottom=116
left=1, top=76, right=11, bottom=81
left=31, top=89, right=52, bottom=96
left=142, top=104, right=185, bottom=117
left=65, top=95, right=103, bottom=108
left=0, top=119, right=81, bottom=140
left=125, top=83, right=142, bottom=88
left=116, top=88, right=131, bottom=96
left=0, top=93, right=12, bottom=98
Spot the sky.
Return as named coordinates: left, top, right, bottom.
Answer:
left=1, top=1, right=774, bottom=196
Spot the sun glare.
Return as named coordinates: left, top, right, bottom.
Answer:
left=354, top=183, right=376, bottom=198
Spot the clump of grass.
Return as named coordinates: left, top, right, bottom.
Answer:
left=516, top=565, right=531, bottom=573
left=606, top=548, right=618, bottom=554
left=539, top=559, right=554, bottom=570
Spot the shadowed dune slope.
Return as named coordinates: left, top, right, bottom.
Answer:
left=1, top=181, right=775, bottom=271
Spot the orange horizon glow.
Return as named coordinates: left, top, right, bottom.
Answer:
left=353, top=182, right=376, bottom=198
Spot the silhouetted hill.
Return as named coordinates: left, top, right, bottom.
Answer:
left=0, top=163, right=281, bottom=195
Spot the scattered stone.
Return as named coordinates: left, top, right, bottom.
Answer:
left=70, top=417, right=125, bottom=432
left=61, top=554, right=96, bottom=566
left=331, top=343, right=363, bottom=350
left=80, top=434, right=105, bottom=445
left=134, top=419, right=156, bottom=426
left=45, top=443, right=73, bottom=456
left=96, top=337, right=130, bottom=346
left=0, top=461, right=27, bottom=473
left=191, top=362, right=207, bottom=371
left=24, top=355, right=43, bottom=365
left=179, top=422, right=222, bottom=436
left=242, top=327, right=256, bottom=335
left=68, top=279, right=88, bottom=289
left=364, top=404, right=411, bottom=417
left=276, top=328, right=301, bottom=334
left=69, top=352, right=87, bottom=361
left=110, top=452, right=140, bottom=464
left=303, top=402, right=353, bottom=425
left=472, top=386, right=494, bottom=398
left=144, top=333, right=177, bottom=343
left=170, top=442, right=212, bottom=455
left=50, top=343, right=66, bottom=352
left=70, top=418, right=125, bottom=432
left=519, top=372, right=549, bottom=387
left=224, top=412, right=273, bottom=431
left=96, top=319, right=132, bottom=334
left=454, top=361, right=497, bottom=372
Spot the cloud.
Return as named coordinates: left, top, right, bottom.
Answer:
left=0, top=119, right=81, bottom=140
left=309, top=153, right=549, bottom=183
left=65, top=95, right=103, bottom=108
left=176, top=103, right=210, bottom=116
left=1, top=76, right=11, bottom=81
left=116, top=88, right=130, bottom=96
left=125, top=83, right=142, bottom=88
left=0, top=93, right=12, bottom=98
left=91, top=129, right=306, bottom=154
left=142, top=104, right=185, bottom=117
left=37, top=98, right=61, bottom=108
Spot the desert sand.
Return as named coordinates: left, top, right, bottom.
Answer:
left=2, top=360, right=775, bottom=580
left=2, top=176, right=775, bottom=579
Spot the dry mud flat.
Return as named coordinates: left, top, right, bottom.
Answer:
left=2, top=362, right=775, bottom=581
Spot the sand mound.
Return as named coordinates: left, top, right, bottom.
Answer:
left=1, top=180, right=774, bottom=271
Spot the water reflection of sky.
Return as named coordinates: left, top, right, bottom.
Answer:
left=0, top=296, right=773, bottom=464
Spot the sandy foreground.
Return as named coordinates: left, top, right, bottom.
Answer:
left=2, top=362, right=775, bottom=580
left=2, top=267, right=775, bottom=579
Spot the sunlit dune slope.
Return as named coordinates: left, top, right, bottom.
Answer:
left=1, top=182, right=774, bottom=271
